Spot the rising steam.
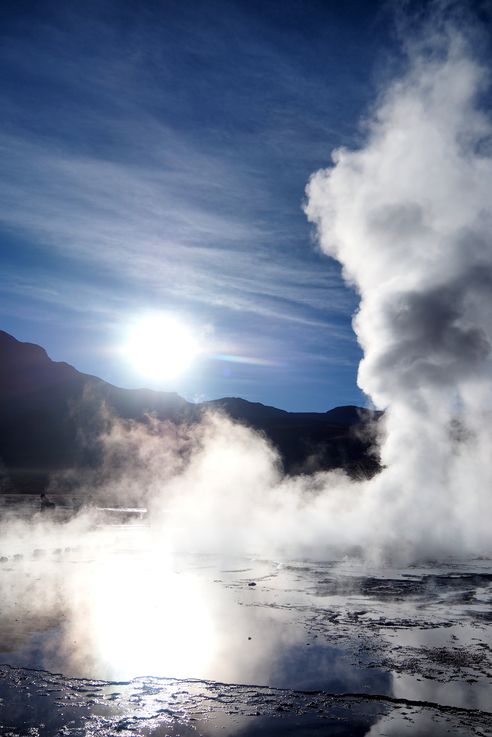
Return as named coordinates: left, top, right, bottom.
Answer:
left=305, top=16, right=492, bottom=559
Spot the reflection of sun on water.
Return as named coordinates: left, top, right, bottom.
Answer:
left=90, top=555, right=216, bottom=680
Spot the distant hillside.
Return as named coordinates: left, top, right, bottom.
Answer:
left=0, top=331, right=381, bottom=493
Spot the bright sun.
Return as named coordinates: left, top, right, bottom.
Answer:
left=124, top=314, right=200, bottom=381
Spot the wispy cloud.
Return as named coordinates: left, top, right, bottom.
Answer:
left=0, top=124, right=351, bottom=323
left=0, top=0, right=371, bottom=407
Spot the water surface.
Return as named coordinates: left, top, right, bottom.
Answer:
left=0, top=512, right=491, bottom=735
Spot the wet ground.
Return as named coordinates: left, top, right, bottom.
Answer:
left=0, top=514, right=491, bottom=735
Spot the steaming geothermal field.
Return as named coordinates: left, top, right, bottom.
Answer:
left=3, top=2, right=492, bottom=736
left=0, top=498, right=491, bottom=736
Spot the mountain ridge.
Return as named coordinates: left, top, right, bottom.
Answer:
left=0, top=330, right=381, bottom=492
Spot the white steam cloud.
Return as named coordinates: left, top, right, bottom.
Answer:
left=305, top=19, right=492, bottom=558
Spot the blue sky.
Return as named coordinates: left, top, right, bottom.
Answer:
left=0, top=0, right=397, bottom=411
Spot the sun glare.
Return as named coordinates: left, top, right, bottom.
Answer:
left=90, top=555, right=216, bottom=680
left=124, top=314, right=200, bottom=381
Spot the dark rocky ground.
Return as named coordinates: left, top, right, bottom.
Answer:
left=2, top=664, right=491, bottom=736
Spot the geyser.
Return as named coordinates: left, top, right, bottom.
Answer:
left=305, top=17, right=492, bottom=558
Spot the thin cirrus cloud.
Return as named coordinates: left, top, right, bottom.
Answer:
left=0, top=126, right=352, bottom=325
left=0, top=0, right=375, bottom=407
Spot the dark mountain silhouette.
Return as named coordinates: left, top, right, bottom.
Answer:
left=0, top=330, right=381, bottom=493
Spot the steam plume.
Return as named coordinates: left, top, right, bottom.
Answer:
left=305, top=17, right=492, bottom=558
